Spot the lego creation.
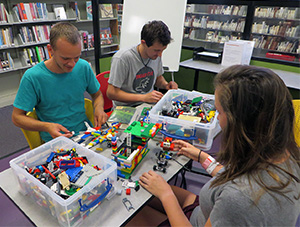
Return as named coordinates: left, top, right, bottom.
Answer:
left=73, top=122, right=121, bottom=149
left=153, top=137, right=174, bottom=173
left=111, top=121, right=162, bottom=178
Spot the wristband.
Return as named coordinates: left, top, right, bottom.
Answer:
left=197, top=150, right=202, bottom=163
left=202, top=156, right=215, bottom=169
left=206, top=161, right=219, bottom=175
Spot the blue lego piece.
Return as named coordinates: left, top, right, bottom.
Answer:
left=117, top=169, right=126, bottom=178
left=46, top=152, right=55, bottom=163
left=66, top=167, right=83, bottom=182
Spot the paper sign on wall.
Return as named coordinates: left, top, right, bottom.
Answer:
left=221, top=40, right=255, bottom=67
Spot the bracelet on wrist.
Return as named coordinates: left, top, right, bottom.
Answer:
left=197, top=150, right=202, bottom=163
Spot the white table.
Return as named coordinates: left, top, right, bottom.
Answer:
left=180, top=59, right=300, bottom=90
left=0, top=106, right=190, bottom=226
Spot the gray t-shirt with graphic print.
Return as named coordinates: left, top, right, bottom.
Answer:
left=108, top=45, right=163, bottom=107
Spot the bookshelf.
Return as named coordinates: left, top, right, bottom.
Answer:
left=182, top=1, right=300, bottom=66
left=251, top=5, right=300, bottom=64
left=183, top=4, right=249, bottom=55
left=0, top=0, right=121, bottom=107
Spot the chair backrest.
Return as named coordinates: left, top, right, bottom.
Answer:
left=21, top=110, right=43, bottom=150
left=84, top=98, right=94, bottom=126
left=21, top=98, right=95, bottom=150
left=96, top=71, right=113, bottom=112
left=293, top=99, right=300, bottom=147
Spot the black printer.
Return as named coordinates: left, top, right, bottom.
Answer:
left=193, top=47, right=222, bottom=64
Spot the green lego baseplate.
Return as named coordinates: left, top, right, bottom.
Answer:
left=124, top=121, right=161, bottom=139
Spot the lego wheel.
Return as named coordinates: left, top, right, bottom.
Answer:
left=163, top=168, right=166, bottom=173
left=107, top=143, right=112, bottom=148
left=153, top=165, right=157, bottom=171
left=165, top=161, right=168, bottom=165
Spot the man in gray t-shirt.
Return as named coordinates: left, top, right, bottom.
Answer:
left=107, top=20, right=178, bottom=107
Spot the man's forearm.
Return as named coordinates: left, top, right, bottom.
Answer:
left=107, top=85, right=145, bottom=103
left=12, top=113, right=49, bottom=132
left=91, top=91, right=105, bottom=111
left=155, top=75, right=168, bottom=90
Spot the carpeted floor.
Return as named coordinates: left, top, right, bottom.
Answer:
left=0, top=105, right=29, bottom=159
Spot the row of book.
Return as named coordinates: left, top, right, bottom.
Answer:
left=100, top=27, right=113, bottom=45
left=0, top=2, right=116, bottom=23
left=86, top=2, right=114, bottom=20
left=254, top=7, right=299, bottom=20
left=18, top=25, right=50, bottom=44
left=252, top=21, right=299, bottom=38
left=0, top=3, right=8, bottom=23
left=12, top=2, right=48, bottom=22
left=21, top=45, right=51, bottom=66
left=0, top=27, right=14, bottom=47
left=79, top=27, right=113, bottom=50
left=252, top=35, right=300, bottom=54
left=185, top=16, right=245, bottom=32
left=0, top=52, right=14, bottom=71
left=185, top=28, right=241, bottom=44
left=187, top=5, right=247, bottom=17
left=80, top=31, right=94, bottom=50
left=2, top=26, right=111, bottom=52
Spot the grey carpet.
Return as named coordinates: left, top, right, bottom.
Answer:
left=0, top=105, right=28, bottom=159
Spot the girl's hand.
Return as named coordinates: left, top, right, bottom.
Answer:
left=173, top=140, right=201, bottom=161
left=139, top=170, right=174, bottom=200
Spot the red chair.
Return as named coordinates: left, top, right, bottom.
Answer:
left=96, top=71, right=113, bottom=117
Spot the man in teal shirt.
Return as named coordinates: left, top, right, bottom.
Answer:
left=12, top=22, right=108, bottom=142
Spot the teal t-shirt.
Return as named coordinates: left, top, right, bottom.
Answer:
left=14, top=59, right=100, bottom=142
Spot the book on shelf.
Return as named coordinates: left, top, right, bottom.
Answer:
left=69, top=1, right=80, bottom=20
left=100, top=4, right=114, bottom=18
left=0, top=32, right=3, bottom=46
left=107, top=106, right=136, bottom=129
left=100, top=27, right=113, bottom=45
left=1, top=53, right=8, bottom=70
left=32, top=47, right=39, bottom=64
left=0, top=28, right=14, bottom=47
left=42, top=3, right=48, bottom=20
left=14, top=4, right=23, bottom=21
left=80, top=31, right=88, bottom=49
left=35, top=46, right=42, bottom=63
left=53, top=5, right=67, bottom=20
left=1, top=52, right=8, bottom=70
left=1, top=28, right=7, bottom=46
left=36, top=3, right=44, bottom=20
left=19, top=3, right=28, bottom=21
left=27, top=47, right=38, bottom=65
left=86, top=1, right=92, bottom=20
left=24, top=3, right=33, bottom=21
left=43, top=46, right=50, bottom=59
left=6, top=52, right=14, bottom=69
left=0, top=3, right=8, bottom=23
left=28, top=3, right=36, bottom=21
left=21, top=48, right=31, bottom=66
left=88, top=34, right=94, bottom=48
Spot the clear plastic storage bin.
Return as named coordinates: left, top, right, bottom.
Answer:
left=9, top=136, right=117, bottom=227
left=149, top=89, right=221, bottom=150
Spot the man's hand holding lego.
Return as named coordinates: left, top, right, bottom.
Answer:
left=94, top=105, right=108, bottom=127
left=143, top=90, right=164, bottom=103
left=91, top=91, right=109, bottom=127
left=165, top=81, right=178, bottom=90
